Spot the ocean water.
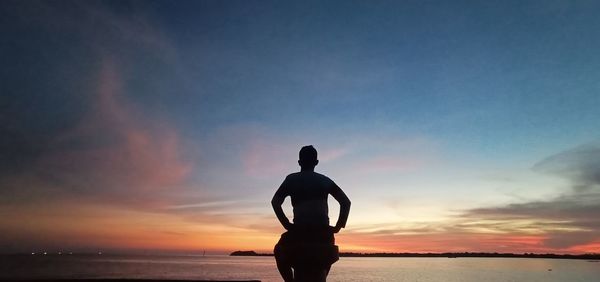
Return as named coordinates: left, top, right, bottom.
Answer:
left=1, top=254, right=599, bottom=282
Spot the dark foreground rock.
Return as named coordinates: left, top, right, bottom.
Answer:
left=12, top=280, right=260, bottom=282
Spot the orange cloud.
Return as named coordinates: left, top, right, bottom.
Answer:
left=335, top=231, right=551, bottom=253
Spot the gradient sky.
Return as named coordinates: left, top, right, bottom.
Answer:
left=1, top=0, right=600, bottom=254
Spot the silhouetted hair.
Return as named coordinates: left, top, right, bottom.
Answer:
left=299, top=145, right=318, bottom=161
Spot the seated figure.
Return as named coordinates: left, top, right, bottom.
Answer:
left=271, top=145, right=351, bottom=282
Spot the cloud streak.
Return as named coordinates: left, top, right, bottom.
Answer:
left=47, top=59, right=191, bottom=207
left=337, top=143, right=600, bottom=253
left=0, top=1, right=193, bottom=210
left=463, top=143, right=600, bottom=250
left=1, top=58, right=191, bottom=210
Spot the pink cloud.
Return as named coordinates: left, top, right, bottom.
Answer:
left=242, top=138, right=291, bottom=179
left=36, top=58, right=191, bottom=208
left=239, top=133, right=350, bottom=179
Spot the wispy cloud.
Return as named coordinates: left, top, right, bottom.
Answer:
left=0, top=1, right=193, bottom=210
left=338, top=143, right=600, bottom=253
left=533, top=143, right=600, bottom=192
left=461, top=143, right=600, bottom=250
left=1, top=58, right=191, bottom=210
left=52, top=59, right=190, bottom=206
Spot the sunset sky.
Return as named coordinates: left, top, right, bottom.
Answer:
left=1, top=0, right=600, bottom=254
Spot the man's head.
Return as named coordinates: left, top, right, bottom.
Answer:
left=298, top=145, right=318, bottom=170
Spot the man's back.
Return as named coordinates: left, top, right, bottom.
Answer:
left=275, top=171, right=341, bottom=226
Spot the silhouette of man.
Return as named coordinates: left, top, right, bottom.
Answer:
left=272, top=145, right=351, bottom=282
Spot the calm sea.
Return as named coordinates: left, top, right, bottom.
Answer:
left=1, top=254, right=599, bottom=281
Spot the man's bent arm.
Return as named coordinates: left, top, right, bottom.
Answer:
left=331, top=186, right=351, bottom=231
left=271, top=195, right=292, bottom=230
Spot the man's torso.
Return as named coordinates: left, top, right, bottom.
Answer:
left=279, top=171, right=334, bottom=226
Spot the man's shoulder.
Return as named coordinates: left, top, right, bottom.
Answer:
left=308, top=172, right=336, bottom=185
left=284, top=172, right=329, bottom=180
left=285, top=172, right=301, bottom=179
left=285, top=171, right=335, bottom=183
left=313, top=172, right=332, bottom=181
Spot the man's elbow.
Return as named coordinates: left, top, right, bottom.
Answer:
left=271, top=196, right=283, bottom=207
left=342, top=198, right=351, bottom=209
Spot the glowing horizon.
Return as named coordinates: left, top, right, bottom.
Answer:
left=1, top=0, right=599, bottom=255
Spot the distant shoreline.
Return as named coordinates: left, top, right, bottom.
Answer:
left=230, top=250, right=600, bottom=260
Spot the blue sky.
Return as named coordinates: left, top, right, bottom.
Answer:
left=151, top=0, right=599, bottom=159
left=1, top=0, right=599, bottom=253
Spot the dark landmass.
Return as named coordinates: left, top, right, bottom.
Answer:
left=230, top=250, right=600, bottom=260
left=230, top=250, right=271, bottom=257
